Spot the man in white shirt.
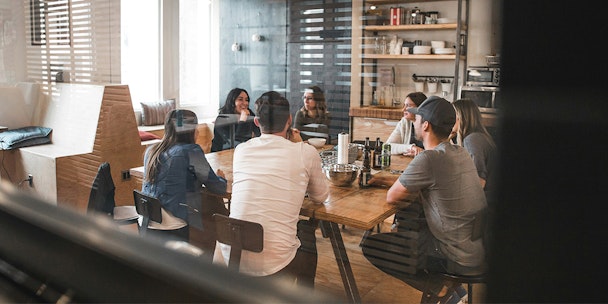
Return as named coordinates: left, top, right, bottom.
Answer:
left=220, top=91, right=329, bottom=287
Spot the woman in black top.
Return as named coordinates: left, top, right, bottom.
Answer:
left=211, top=88, right=261, bottom=152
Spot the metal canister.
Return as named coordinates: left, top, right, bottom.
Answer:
left=381, top=142, right=391, bottom=169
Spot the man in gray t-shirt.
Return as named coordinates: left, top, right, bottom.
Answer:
left=370, top=96, right=487, bottom=301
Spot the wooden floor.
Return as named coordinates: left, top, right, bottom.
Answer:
left=198, top=215, right=486, bottom=303
left=312, top=218, right=486, bottom=303
left=312, top=219, right=423, bottom=303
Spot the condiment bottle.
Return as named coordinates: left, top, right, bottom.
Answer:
left=359, top=138, right=372, bottom=187
left=372, top=137, right=382, bottom=169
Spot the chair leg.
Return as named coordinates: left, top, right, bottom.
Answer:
left=420, top=290, right=442, bottom=304
left=467, top=283, right=473, bottom=304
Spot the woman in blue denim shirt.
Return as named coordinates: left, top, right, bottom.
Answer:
left=142, top=109, right=227, bottom=242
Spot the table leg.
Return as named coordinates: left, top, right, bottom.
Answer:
left=320, top=220, right=361, bottom=303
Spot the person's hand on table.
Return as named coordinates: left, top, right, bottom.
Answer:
left=287, top=128, right=303, bottom=143
left=367, top=174, right=398, bottom=188
left=216, top=169, right=226, bottom=179
left=404, top=145, right=424, bottom=157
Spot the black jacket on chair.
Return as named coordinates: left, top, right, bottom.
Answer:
left=87, top=162, right=116, bottom=216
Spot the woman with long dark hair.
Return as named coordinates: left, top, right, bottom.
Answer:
left=211, top=88, right=261, bottom=152
left=143, top=109, right=227, bottom=242
left=452, top=98, right=496, bottom=192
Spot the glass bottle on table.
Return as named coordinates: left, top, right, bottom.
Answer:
left=359, top=137, right=372, bottom=188
left=372, top=137, right=382, bottom=169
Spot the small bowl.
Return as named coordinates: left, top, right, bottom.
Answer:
left=323, top=164, right=359, bottom=187
left=431, top=41, right=445, bottom=49
left=413, top=45, right=432, bottom=55
left=308, top=138, right=326, bottom=148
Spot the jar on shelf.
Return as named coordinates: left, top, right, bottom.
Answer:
left=374, top=36, right=388, bottom=54
left=410, top=7, right=423, bottom=25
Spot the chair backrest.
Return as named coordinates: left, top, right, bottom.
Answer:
left=133, top=190, right=163, bottom=235
left=213, top=213, right=263, bottom=271
left=87, top=162, right=116, bottom=216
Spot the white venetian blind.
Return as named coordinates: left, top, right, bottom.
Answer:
left=24, top=0, right=121, bottom=96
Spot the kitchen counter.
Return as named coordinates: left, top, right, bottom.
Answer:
left=349, top=106, right=499, bottom=128
left=349, top=106, right=402, bottom=120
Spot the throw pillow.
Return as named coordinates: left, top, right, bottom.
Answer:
left=140, top=99, right=176, bottom=126
left=138, top=130, right=161, bottom=141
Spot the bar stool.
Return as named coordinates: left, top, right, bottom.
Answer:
left=439, top=272, right=486, bottom=304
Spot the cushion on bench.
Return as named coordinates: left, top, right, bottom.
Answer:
left=138, top=130, right=161, bottom=141
left=0, top=126, right=53, bottom=150
left=140, top=99, right=175, bottom=126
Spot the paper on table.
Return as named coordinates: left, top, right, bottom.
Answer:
left=337, top=133, right=349, bottom=164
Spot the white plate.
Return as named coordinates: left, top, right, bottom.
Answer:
left=413, top=51, right=431, bottom=55
left=436, top=18, right=457, bottom=24
left=434, top=50, right=455, bottom=55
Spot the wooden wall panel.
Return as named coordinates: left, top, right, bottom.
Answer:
left=56, top=85, right=147, bottom=213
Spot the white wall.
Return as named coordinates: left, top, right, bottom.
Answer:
left=0, top=0, right=27, bottom=83
left=468, top=0, right=502, bottom=66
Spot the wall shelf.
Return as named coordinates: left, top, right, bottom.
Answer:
left=362, top=54, right=461, bottom=60
left=355, top=0, right=469, bottom=106
left=364, top=24, right=461, bottom=31
left=366, top=0, right=455, bottom=4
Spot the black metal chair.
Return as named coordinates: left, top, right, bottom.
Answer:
left=363, top=208, right=488, bottom=304
left=213, top=213, right=263, bottom=271
left=133, top=190, right=163, bottom=236
left=87, top=162, right=138, bottom=225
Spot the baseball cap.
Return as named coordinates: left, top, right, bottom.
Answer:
left=406, top=96, right=456, bottom=129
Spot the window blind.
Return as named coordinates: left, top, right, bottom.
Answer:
left=287, top=0, right=352, bottom=138
left=24, top=0, right=120, bottom=96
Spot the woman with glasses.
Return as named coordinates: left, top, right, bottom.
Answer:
left=293, top=86, right=331, bottom=141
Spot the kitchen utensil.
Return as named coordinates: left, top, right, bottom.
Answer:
left=431, top=41, right=445, bottom=49
left=413, top=45, right=432, bottom=54
left=323, top=164, right=359, bottom=187
left=434, top=48, right=455, bottom=55
left=308, top=138, right=326, bottom=148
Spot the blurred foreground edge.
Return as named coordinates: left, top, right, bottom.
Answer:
left=0, top=181, right=337, bottom=303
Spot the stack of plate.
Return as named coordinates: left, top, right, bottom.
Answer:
left=413, top=46, right=432, bottom=55
left=436, top=18, right=457, bottom=24
left=434, top=48, right=455, bottom=55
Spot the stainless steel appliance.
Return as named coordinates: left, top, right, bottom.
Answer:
left=459, top=85, right=500, bottom=113
left=465, top=66, right=500, bottom=87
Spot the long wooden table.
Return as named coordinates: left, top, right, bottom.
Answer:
left=130, top=145, right=413, bottom=303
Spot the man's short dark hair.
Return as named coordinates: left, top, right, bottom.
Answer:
left=254, top=91, right=291, bottom=133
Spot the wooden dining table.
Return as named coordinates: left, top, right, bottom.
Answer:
left=130, top=144, right=413, bottom=303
